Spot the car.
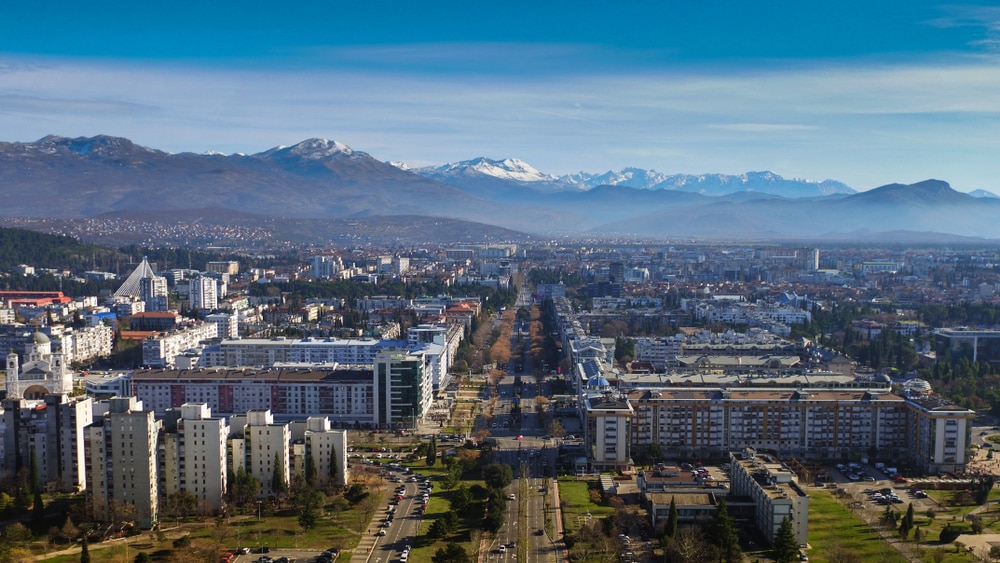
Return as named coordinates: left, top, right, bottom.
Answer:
left=507, top=493, right=516, bottom=500
left=799, top=552, right=809, bottom=561
left=378, top=529, right=387, bottom=536
left=863, top=476, right=876, bottom=482
left=257, top=558, right=272, bottom=563
left=498, top=545, right=506, bottom=553
left=847, top=473, right=860, bottom=481
left=400, top=553, right=408, bottom=562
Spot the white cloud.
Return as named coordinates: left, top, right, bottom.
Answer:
left=2, top=49, right=1000, bottom=191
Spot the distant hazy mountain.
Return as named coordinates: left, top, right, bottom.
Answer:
left=0, top=135, right=543, bottom=226
left=410, top=158, right=855, bottom=197
left=2, top=135, right=999, bottom=242
left=969, top=189, right=999, bottom=199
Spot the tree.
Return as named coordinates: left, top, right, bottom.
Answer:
left=427, top=435, right=437, bottom=466
left=80, top=536, right=91, bottom=563
left=771, top=518, right=799, bottom=563
left=305, top=451, right=317, bottom=487
left=133, top=553, right=152, bottom=563
left=344, top=484, right=368, bottom=505
left=271, top=453, right=288, bottom=496
left=482, top=463, right=513, bottom=490
left=428, top=518, right=449, bottom=538
left=648, top=442, right=661, bottom=462
left=664, top=496, right=678, bottom=539
left=706, top=499, right=740, bottom=562
left=432, top=543, right=471, bottom=563
left=329, top=448, right=338, bottom=484
left=452, top=485, right=472, bottom=513
left=30, top=448, right=44, bottom=524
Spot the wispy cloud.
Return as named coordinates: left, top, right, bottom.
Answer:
left=2, top=48, right=1000, bottom=190
left=705, top=123, right=819, bottom=133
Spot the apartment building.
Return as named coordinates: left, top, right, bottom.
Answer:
left=130, top=367, right=375, bottom=424
left=0, top=394, right=93, bottom=491
left=229, top=409, right=290, bottom=497
left=204, top=337, right=407, bottom=368
left=584, top=393, right=634, bottom=472
left=141, top=321, right=219, bottom=368
left=291, top=417, right=349, bottom=487
left=85, top=397, right=161, bottom=528
left=159, top=403, right=229, bottom=512
left=729, top=450, right=809, bottom=546
left=626, top=387, right=911, bottom=462
left=189, top=276, right=219, bottom=310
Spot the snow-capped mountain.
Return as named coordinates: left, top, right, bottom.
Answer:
left=407, top=156, right=856, bottom=197
left=257, top=138, right=359, bottom=160
left=416, top=157, right=559, bottom=183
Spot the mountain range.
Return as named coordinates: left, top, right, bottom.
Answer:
left=410, top=157, right=855, bottom=198
left=0, top=135, right=999, bottom=243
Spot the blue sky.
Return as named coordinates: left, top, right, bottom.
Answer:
left=3, top=1, right=1000, bottom=191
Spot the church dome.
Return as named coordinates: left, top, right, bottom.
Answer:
left=588, top=375, right=610, bottom=387
left=32, top=331, right=50, bottom=344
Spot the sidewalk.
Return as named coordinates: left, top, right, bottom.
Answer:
left=551, top=480, right=568, bottom=563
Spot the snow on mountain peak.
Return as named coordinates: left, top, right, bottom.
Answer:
left=436, top=156, right=555, bottom=183
left=288, top=138, right=354, bottom=159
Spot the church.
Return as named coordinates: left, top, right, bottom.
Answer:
left=5, top=331, right=74, bottom=399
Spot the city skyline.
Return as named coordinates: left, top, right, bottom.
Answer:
left=3, top=1, right=1000, bottom=192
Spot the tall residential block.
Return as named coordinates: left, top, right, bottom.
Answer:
left=85, top=397, right=161, bottom=528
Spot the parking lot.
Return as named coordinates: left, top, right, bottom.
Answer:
left=818, top=460, right=942, bottom=517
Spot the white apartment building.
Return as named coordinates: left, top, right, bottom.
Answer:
left=205, top=337, right=407, bottom=368
left=230, top=409, right=290, bottom=497
left=291, top=417, right=349, bottom=487
left=0, top=394, right=93, bottom=492
left=205, top=312, right=239, bottom=339
left=634, top=335, right=685, bottom=369
left=66, top=324, right=115, bottom=365
left=190, top=276, right=219, bottom=310
left=160, top=403, right=229, bottom=512
left=584, top=394, right=634, bottom=472
left=139, top=275, right=169, bottom=312
left=85, top=397, right=161, bottom=528
left=142, top=321, right=219, bottom=368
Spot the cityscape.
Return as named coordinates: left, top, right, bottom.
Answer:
left=0, top=239, right=997, bottom=562
left=6, top=2, right=1000, bottom=563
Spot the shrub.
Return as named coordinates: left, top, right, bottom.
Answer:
left=940, top=526, right=963, bottom=544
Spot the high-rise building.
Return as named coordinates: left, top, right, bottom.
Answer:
left=373, top=351, right=431, bottom=427
left=85, top=397, right=160, bottom=528
left=139, top=275, right=169, bottom=312
left=230, top=409, right=290, bottom=497
left=1, top=394, right=93, bottom=492
left=296, top=417, right=349, bottom=488
left=159, top=403, right=229, bottom=512
left=190, top=277, right=218, bottom=310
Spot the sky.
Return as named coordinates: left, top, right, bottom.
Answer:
left=3, top=1, right=1000, bottom=192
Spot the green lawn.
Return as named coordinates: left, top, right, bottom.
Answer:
left=407, top=480, right=486, bottom=563
left=803, top=488, right=992, bottom=563
left=557, top=479, right=614, bottom=535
